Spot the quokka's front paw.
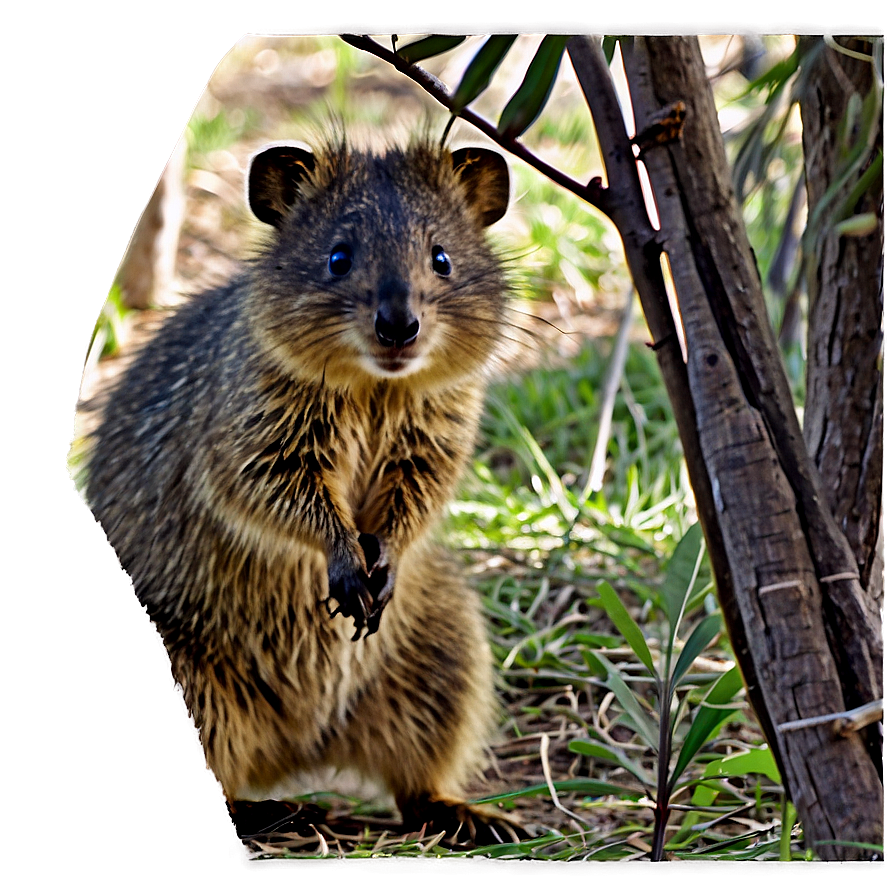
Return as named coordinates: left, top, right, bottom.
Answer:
left=326, top=534, right=393, bottom=640
left=326, top=561, right=374, bottom=640
left=358, top=533, right=394, bottom=636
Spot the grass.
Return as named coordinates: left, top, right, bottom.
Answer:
left=449, top=335, right=801, bottom=861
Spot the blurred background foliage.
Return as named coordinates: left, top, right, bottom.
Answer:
left=80, top=34, right=821, bottom=860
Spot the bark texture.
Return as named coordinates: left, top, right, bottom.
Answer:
left=800, top=37, right=883, bottom=605
left=568, top=35, right=882, bottom=859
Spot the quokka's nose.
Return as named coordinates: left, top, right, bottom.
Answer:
left=375, top=278, right=419, bottom=349
left=375, top=308, right=420, bottom=348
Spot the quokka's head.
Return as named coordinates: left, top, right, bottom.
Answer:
left=243, top=137, right=510, bottom=388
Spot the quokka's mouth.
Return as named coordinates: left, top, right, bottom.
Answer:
left=377, top=356, right=417, bottom=374
left=370, top=347, right=425, bottom=377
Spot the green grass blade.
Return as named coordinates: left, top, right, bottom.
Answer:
left=472, top=777, right=641, bottom=804
left=810, top=840, right=883, bottom=854
left=591, top=581, right=657, bottom=678
left=492, top=398, right=577, bottom=520
left=731, top=40, right=801, bottom=98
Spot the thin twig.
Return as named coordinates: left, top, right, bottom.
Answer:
left=777, top=699, right=883, bottom=735
left=583, top=284, right=636, bottom=498
left=823, top=35, right=875, bottom=64
left=539, top=732, right=592, bottom=836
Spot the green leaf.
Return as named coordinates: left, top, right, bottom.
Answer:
left=601, top=523, right=654, bottom=553
left=684, top=745, right=782, bottom=819
left=711, top=744, right=781, bottom=784
left=463, top=841, right=539, bottom=858
left=669, top=665, right=744, bottom=787
left=397, top=34, right=467, bottom=64
left=670, top=614, right=722, bottom=688
left=834, top=212, right=878, bottom=238
left=582, top=649, right=658, bottom=751
left=815, top=840, right=884, bottom=853
left=472, top=776, right=640, bottom=803
left=568, top=738, right=651, bottom=786
left=602, top=36, right=619, bottom=64
left=573, top=632, right=622, bottom=650
left=661, top=523, right=705, bottom=648
left=590, top=581, right=657, bottom=677
left=734, top=41, right=801, bottom=98
left=497, top=35, right=568, bottom=140
left=452, top=35, right=517, bottom=109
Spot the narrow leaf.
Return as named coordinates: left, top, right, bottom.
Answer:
left=669, top=665, right=744, bottom=787
left=568, top=738, right=651, bottom=785
left=834, top=212, right=878, bottom=238
left=583, top=650, right=658, bottom=751
left=464, top=841, right=536, bottom=859
left=493, top=399, right=576, bottom=520
left=602, top=36, right=619, bottom=64
left=591, top=581, right=657, bottom=677
left=397, top=34, right=467, bottom=64
left=452, top=35, right=517, bottom=109
left=601, top=523, right=654, bottom=553
left=497, top=35, right=568, bottom=140
left=472, top=776, right=640, bottom=803
left=734, top=42, right=801, bottom=98
left=661, top=523, right=705, bottom=649
left=670, top=614, right=722, bottom=688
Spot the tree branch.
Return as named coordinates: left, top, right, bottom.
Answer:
left=340, top=34, right=602, bottom=208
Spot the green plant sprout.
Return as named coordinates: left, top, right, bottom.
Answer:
left=570, top=524, right=772, bottom=860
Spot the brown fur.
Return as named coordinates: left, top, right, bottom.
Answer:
left=85, top=137, right=512, bottom=826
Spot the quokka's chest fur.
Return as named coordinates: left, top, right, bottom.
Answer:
left=198, top=365, right=485, bottom=560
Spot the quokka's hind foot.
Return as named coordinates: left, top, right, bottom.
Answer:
left=227, top=798, right=327, bottom=840
left=400, top=795, right=531, bottom=846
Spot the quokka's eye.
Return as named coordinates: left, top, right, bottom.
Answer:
left=431, top=245, right=452, bottom=277
left=328, top=243, right=353, bottom=276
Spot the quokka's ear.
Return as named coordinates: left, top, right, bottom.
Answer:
left=451, top=147, right=510, bottom=227
left=247, top=143, right=316, bottom=227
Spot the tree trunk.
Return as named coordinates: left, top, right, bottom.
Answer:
left=115, top=138, right=186, bottom=310
left=569, top=35, right=882, bottom=860
left=799, top=37, right=883, bottom=606
left=798, top=36, right=884, bottom=781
